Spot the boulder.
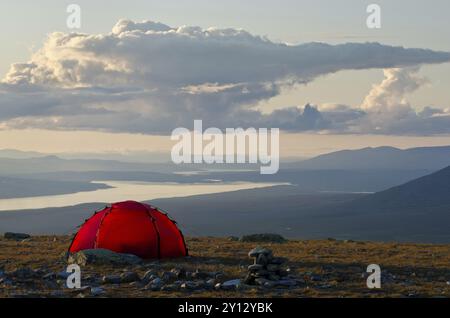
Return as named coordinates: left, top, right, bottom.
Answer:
left=248, top=247, right=273, bottom=258
left=56, top=271, right=71, bottom=280
left=43, top=272, right=56, bottom=280
left=213, top=272, right=225, bottom=280
left=4, top=232, right=31, bottom=241
left=171, top=267, right=186, bottom=279
left=180, top=281, right=197, bottom=290
left=245, top=247, right=294, bottom=287
left=221, top=279, right=241, bottom=290
left=126, top=281, right=142, bottom=288
left=67, top=249, right=142, bottom=266
left=192, top=269, right=211, bottom=279
left=161, top=271, right=178, bottom=282
left=145, top=277, right=163, bottom=291
left=102, top=275, right=121, bottom=284
left=120, top=271, right=140, bottom=283
left=141, top=270, right=158, bottom=283
left=205, top=279, right=216, bottom=288
left=274, top=279, right=297, bottom=287
left=240, top=233, right=287, bottom=243
left=90, top=287, right=105, bottom=296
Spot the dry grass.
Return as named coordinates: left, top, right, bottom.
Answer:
left=0, top=236, right=449, bottom=298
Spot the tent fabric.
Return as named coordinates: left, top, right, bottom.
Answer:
left=68, top=201, right=188, bottom=259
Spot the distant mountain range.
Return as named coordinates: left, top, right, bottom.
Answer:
left=2, top=145, right=450, bottom=196
left=0, top=155, right=180, bottom=175
left=0, top=149, right=45, bottom=159
left=290, top=145, right=450, bottom=170
left=3, top=145, right=450, bottom=172
left=1, top=166, right=449, bottom=242
left=0, top=148, right=169, bottom=163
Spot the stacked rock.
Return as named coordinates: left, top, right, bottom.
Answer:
left=244, top=247, right=291, bottom=287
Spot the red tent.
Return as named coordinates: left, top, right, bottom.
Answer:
left=68, top=201, right=188, bottom=259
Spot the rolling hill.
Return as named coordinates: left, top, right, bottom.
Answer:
left=312, top=166, right=450, bottom=242
left=346, top=165, right=450, bottom=211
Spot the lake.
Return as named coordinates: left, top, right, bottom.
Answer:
left=0, top=180, right=287, bottom=211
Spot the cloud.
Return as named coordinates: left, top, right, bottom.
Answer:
left=1, top=19, right=450, bottom=134
left=350, top=67, right=450, bottom=135
left=362, top=68, right=425, bottom=112
left=4, top=19, right=450, bottom=89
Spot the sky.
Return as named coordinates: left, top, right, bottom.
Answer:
left=0, top=0, right=450, bottom=157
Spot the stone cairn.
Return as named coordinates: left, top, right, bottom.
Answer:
left=244, top=247, right=294, bottom=287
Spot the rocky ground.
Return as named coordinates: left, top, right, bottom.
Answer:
left=0, top=235, right=449, bottom=298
